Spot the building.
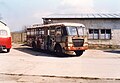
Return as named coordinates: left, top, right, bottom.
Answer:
left=42, top=14, right=120, bottom=48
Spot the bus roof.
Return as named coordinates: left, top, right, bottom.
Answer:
left=28, top=23, right=85, bottom=29
left=45, top=23, right=85, bottom=27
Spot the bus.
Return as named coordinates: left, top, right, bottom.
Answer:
left=0, top=21, right=11, bottom=53
left=26, top=23, right=88, bottom=56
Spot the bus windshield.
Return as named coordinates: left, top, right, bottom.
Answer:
left=66, top=26, right=86, bottom=36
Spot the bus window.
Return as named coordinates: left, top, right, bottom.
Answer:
left=39, top=29, right=44, bottom=35
left=27, top=31, right=30, bottom=36
left=31, top=29, right=34, bottom=36
left=78, top=27, right=86, bottom=36
left=56, top=27, right=61, bottom=36
left=66, top=26, right=77, bottom=36
left=50, top=27, right=55, bottom=36
left=66, top=26, right=86, bottom=36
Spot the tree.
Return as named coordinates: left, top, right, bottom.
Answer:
left=21, top=25, right=29, bottom=33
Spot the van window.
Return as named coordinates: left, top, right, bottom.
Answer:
left=0, top=30, right=8, bottom=36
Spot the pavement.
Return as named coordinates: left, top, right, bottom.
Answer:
left=0, top=45, right=120, bottom=82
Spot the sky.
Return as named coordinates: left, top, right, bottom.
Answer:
left=0, top=0, right=120, bottom=32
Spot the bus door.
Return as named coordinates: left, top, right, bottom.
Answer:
left=55, top=26, right=62, bottom=42
left=46, top=27, right=55, bottom=51
left=38, top=28, right=45, bottom=49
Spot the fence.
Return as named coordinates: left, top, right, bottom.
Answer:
left=11, top=32, right=120, bottom=49
left=11, top=32, right=26, bottom=43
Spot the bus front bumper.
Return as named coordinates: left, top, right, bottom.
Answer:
left=63, top=46, right=88, bottom=55
left=64, top=46, right=88, bottom=51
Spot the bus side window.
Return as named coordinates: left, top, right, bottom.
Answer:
left=56, top=27, right=61, bottom=36
left=50, top=26, right=55, bottom=36
left=27, top=30, right=30, bottom=36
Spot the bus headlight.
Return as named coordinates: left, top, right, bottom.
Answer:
left=83, top=43, right=88, bottom=47
left=68, top=43, right=73, bottom=47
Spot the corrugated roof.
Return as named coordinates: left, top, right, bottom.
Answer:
left=28, top=23, right=85, bottom=29
left=43, top=13, right=120, bottom=19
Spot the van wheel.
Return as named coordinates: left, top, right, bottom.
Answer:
left=55, top=45, right=63, bottom=56
left=0, top=49, right=3, bottom=52
left=7, top=49, right=10, bottom=53
left=75, top=51, right=84, bottom=56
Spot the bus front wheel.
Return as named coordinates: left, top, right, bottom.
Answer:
left=55, top=45, right=63, bottom=56
left=75, top=51, right=84, bottom=56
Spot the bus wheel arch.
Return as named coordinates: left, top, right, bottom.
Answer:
left=54, top=43, right=63, bottom=56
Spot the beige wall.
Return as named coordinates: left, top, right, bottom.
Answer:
left=49, top=19, right=120, bottom=46
left=11, top=32, right=26, bottom=43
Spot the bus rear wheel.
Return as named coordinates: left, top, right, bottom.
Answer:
left=32, top=42, right=36, bottom=49
left=75, top=51, right=84, bottom=56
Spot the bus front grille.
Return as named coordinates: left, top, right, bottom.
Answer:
left=72, top=39, right=84, bottom=47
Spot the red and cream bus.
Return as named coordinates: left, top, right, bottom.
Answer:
left=26, top=23, right=88, bottom=56
left=0, top=21, right=11, bottom=52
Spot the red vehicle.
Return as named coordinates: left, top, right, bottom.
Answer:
left=0, top=21, right=11, bottom=52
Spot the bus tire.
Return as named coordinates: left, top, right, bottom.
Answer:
left=55, top=45, right=63, bottom=56
left=32, top=42, right=36, bottom=49
left=75, top=51, right=84, bottom=56
left=7, top=49, right=10, bottom=53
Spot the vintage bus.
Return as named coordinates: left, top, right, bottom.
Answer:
left=0, top=21, right=11, bottom=53
left=26, top=23, right=88, bottom=56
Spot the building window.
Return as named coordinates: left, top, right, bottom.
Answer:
left=89, top=29, right=99, bottom=39
left=89, top=29, right=111, bottom=40
left=100, top=29, right=111, bottom=39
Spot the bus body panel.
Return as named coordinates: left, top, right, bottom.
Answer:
left=26, top=23, right=88, bottom=56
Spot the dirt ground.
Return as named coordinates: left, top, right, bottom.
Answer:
left=0, top=73, right=120, bottom=83
left=0, top=43, right=120, bottom=83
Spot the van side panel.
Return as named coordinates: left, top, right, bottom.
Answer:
left=0, top=37, right=11, bottom=48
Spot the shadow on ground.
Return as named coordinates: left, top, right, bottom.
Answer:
left=0, top=51, right=7, bottom=53
left=13, top=45, right=77, bottom=58
left=104, top=50, right=120, bottom=54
